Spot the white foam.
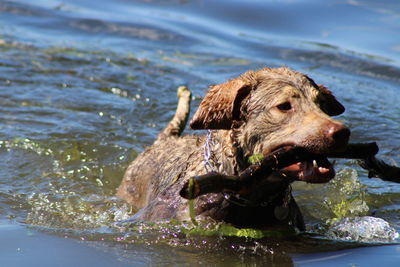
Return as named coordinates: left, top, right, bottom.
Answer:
left=327, top=216, right=399, bottom=242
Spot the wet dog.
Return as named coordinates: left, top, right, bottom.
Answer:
left=117, top=67, right=350, bottom=230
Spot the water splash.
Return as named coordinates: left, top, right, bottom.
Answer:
left=327, top=216, right=399, bottom=242
left=297, top=168, right=370, bottom=225
left=323, top=168, right=370, bottom=223
left=26, top=192, right=132, bottom=229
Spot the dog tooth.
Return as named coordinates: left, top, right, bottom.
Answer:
left=313, top=160, right=318, bottom=168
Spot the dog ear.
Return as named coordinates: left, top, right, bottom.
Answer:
left=190, top=78, right=251, bottom=129
left=317, top=84, right=345, bottom=116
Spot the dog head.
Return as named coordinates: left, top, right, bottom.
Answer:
left=190, top=67, right=350, bottom=183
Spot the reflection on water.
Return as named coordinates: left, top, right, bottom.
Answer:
left=1, top=0, right=400, bottom=265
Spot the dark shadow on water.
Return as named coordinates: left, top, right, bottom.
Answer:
left=16, top=221, right=398, bottom=266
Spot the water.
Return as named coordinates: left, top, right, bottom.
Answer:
left=1, top=0, right=400, bottom=266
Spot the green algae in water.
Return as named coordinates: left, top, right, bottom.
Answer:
left=324, top=168, right=369, bottom=224
left=183, top=223, right=292, bottom=239
left=122, top=220, right=293, bottom=240
left=296, top=168, right=370, bottom=226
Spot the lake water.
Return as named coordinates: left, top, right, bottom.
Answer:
left=1, top=0, right=400, bottom=266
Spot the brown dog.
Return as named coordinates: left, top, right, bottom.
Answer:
left=117, top=67, right=350, bottom=230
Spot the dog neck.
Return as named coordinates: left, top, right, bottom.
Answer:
left=205, top=129, right=248, bottom=175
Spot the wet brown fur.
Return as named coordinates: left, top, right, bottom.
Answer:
left=117, top=67, right=349, bottom=230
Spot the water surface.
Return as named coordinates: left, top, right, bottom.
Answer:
left=1, top=0, right=400, bottom=266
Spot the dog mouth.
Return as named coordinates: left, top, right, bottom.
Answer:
left=280, top=157, right=335, bottom=183
left=267, top=145, right=336, bottom=183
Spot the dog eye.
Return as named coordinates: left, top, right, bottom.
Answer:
left=277, top=102, right=292, bottom=111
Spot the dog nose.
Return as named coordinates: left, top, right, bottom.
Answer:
left=326, top=123, right=351, bottom=146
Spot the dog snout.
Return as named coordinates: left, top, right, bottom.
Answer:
left=325, top=122, right=350, bottom=150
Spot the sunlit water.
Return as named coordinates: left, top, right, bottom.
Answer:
left=1, top=0, right=400, bottom=266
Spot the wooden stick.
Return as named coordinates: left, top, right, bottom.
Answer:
left=180, top=146, right=317, bottom=199
left=180, top=142, right=400, bottom=200
left=359, top=157, right=400, bottom=182
left=327, top=142, right=379, bottom=159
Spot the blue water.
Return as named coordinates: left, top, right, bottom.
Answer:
left=1, top=0, right=400, bottom=266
